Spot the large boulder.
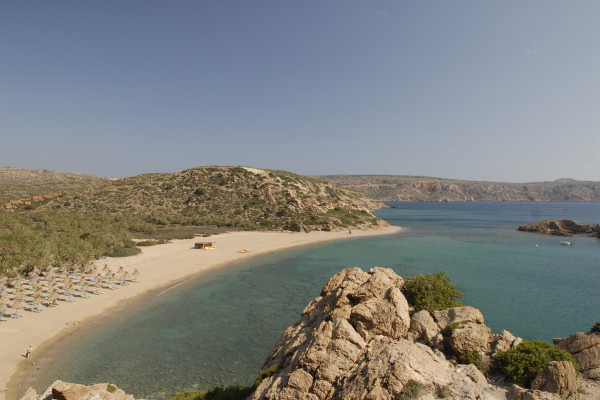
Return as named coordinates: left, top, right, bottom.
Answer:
left=409, top=310, right=440, bottom=346
left=531, top=361, right=578, bottom=398
left=491, top=330, right=523, bottom=357
left=431, top=306, right=485, bottom=330
left=448, top=321, right=491, bottom=355
left=556, top=331, right=600, bottom=379
left=250, top=268, right=507, bottom=400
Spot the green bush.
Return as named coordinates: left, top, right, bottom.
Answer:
left=108, top=246, right=141, bottom=257
left=166, top=391, right=207, bottom=400
left=136, top=239, right=166, bottom=247
left=166, top=385, right=254, bottom=400
left=396, top=381, right=424, bottom=400
left=202, top=386, right=253, bottom=400
left=591, top=322, right=600, bottom=334
left=494, top=340, right=579, bottom=388
left=403, top=272, right=463, bottom=312
left=106, top=384, right=117, bottom=393
left=458, top=350, right=488, bottom=373
left=436, top=386, right=451, bottom=398
left=253, top=364, right=280, bottom=388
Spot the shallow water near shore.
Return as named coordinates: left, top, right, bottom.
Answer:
left=31, top=202, right=600, bottom=399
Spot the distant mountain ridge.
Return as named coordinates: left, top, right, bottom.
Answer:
left=316, top=175, right=600, bottom=202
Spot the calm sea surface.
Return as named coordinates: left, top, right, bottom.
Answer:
left=33, top=202, right=600, bottom=399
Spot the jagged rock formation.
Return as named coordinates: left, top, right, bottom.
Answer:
left=20, top=380, right=137, bottom=400
left=249, top=268, right=599, bottom=400
left=555, top=332, right=600, bottom=380
left=518, top=220, right=600, bottom=238
left=317, top=175, right=600, bottom=202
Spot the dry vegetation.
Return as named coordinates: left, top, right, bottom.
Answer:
left=0, top=166, right=108, bottom=203
left=0, top=166, right=384, bottom=277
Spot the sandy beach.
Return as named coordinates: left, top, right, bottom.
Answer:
left=1, top=226, right=400, bottom=399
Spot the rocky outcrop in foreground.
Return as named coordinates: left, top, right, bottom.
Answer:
left=23, top=268, right=600, bottom=400
left=20, top=380, right=137, bottom=400
left=250, top=268, right=599, bottom=400
left=518, top=220, right=600, bottom=238
left=555, top=332, right=600, bottom=380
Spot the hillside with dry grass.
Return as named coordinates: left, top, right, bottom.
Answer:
left=11, top=166, right=385, bottom=232
left=0, top=166, right=385, bottom=277
left=317, top=175, right=600, bottom=202
left=0, top=166, right=108, bottom=203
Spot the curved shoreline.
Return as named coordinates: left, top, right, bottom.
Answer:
left=3, top=226, right=401, bottom=400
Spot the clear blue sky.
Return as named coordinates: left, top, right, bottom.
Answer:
left=1, top=1, right=599, bottom=182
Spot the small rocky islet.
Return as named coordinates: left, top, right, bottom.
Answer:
left=518, top=219, right=600, bottom=239
left=23, top=268, right=600, bottom=400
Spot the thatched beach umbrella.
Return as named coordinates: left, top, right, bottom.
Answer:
left=10, top=299, right=22, bottom=312
left=44, top=269, right=54, bottom=280
left=133, top=268, right=140, bottom=278
left=9, top=277, right=22, bottom=288
left=103, top=264, right=111, bottom=273
left=32, top=294, right=44, bottom=305
left=122, top=272, right=132, bottom=281
left=62, top=284, right=73, bottom=295
left=15, top=292, right=27, bottom=302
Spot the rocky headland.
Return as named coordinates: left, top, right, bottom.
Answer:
left=518, top=220, right=600, bottom=238
left=22, top=268, right=600, bottom=400
left=317, top=175, right=600, bottom=202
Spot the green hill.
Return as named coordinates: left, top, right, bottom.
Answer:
left=0, top=166, right=385, bottom=277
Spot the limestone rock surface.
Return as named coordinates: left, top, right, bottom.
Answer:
left=531, top=361, right=578, bottom=398
left=20, top=380, right=137, bottom=400
left=250, top=268, right=508, bottom=400
left=557, top=332, right=600, bottom=379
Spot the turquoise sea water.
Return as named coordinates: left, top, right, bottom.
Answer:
left=32, top=202, right=600, bottom=399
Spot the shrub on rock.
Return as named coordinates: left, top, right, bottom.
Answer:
left=494, top=340, right=578, bottom=388
left=403, top=272, right=463, bottom=312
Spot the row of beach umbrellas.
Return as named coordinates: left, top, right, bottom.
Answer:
left=0, top=265, right=140, bottom=320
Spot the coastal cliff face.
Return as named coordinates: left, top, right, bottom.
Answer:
left=317, top=175, right=600, bottom=202
left=518, top=220, right=600, bottom=238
